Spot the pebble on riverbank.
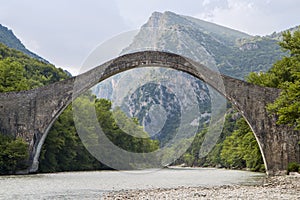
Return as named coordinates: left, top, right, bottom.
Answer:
left=103, top=175, right=300, bottom=200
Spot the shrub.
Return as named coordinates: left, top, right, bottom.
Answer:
left=287, top=162, right=300, bottom=174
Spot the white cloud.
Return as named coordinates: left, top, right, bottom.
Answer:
left=0, top=0, right=129, bottom=73
left=195, top=0, right=300, bottom=35
left=0, top=0, right=299, bottom=73
left=202, top=0, right=211, bottom=6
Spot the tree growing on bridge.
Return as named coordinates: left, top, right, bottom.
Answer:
left=247, top=28, right=300, bottom=130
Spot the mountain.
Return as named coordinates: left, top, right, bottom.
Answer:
left=0, top=25, right=70, bottom=92
left=130, top=11, right=250, bottom=49
left=0, top=42, right=69, bottom=92
left=122, top=11, right=286, bottom=79
left=267, top=25, right=300, bottom=40
left=93, top=11, right=292, bottom=145
left=0, top=24, right=48, bottom=63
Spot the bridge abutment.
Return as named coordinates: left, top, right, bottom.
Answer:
left=222, top=75, right=300, bottom=175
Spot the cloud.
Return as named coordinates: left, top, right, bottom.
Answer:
left=0, top=0, right=128, bottom=75
left=202, top=0, right=211, bottom=6
left=195, top=0, right=300, bottom=35
left=0, top=0, right=299, bottom=74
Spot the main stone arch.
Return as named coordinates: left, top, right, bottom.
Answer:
left=0, top=51, right=299, bottom=175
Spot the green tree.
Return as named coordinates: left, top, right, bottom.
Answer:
left=0, top=58, right=30, bottom=92
left=204, top=112, right=239, bottom=167
left=0, top=43, right=69, bottom=92
left=40, top=95, right=160, bottom=172
left=39, top=105, right=78, bottom=172
left=247, top=29, right=300, bottom=129
left=220, top=118, right=264, bottom=171
left=39, top=95, right=109, bottom=172
left=0, top=134, right=29, bottom=174
left=171, top=111, right=264, bottom=171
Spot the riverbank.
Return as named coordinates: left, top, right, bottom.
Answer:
left=103, top=174, right=300, bottom=199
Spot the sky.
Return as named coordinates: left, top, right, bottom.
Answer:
left=0, top=0, right=299, bottom=75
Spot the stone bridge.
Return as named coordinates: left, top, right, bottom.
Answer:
left=0, top=51, right=299, bottom=175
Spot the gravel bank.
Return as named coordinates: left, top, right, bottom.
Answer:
left=103, top=174, right=300, bottom=199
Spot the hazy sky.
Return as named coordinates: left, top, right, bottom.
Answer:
left=0, top=0, right=299, bottom=75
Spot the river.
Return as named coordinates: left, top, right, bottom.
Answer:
left=0, top=168, right=265, bottom=199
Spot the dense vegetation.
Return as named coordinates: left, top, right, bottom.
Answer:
left=40, top=95, right=159, bottom=172
left=174, top=111, right=264, bottom=172
left=0, top=134, right=29, bottom=174
left=0, top=43, right=69, bottom=92
left=39, top=103, right=105, bottom=172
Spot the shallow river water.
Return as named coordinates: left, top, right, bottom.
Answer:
left=0, top=168, right=265, bottom=199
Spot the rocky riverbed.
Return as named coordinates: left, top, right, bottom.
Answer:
left=103, top=174, right=300, bottom=199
